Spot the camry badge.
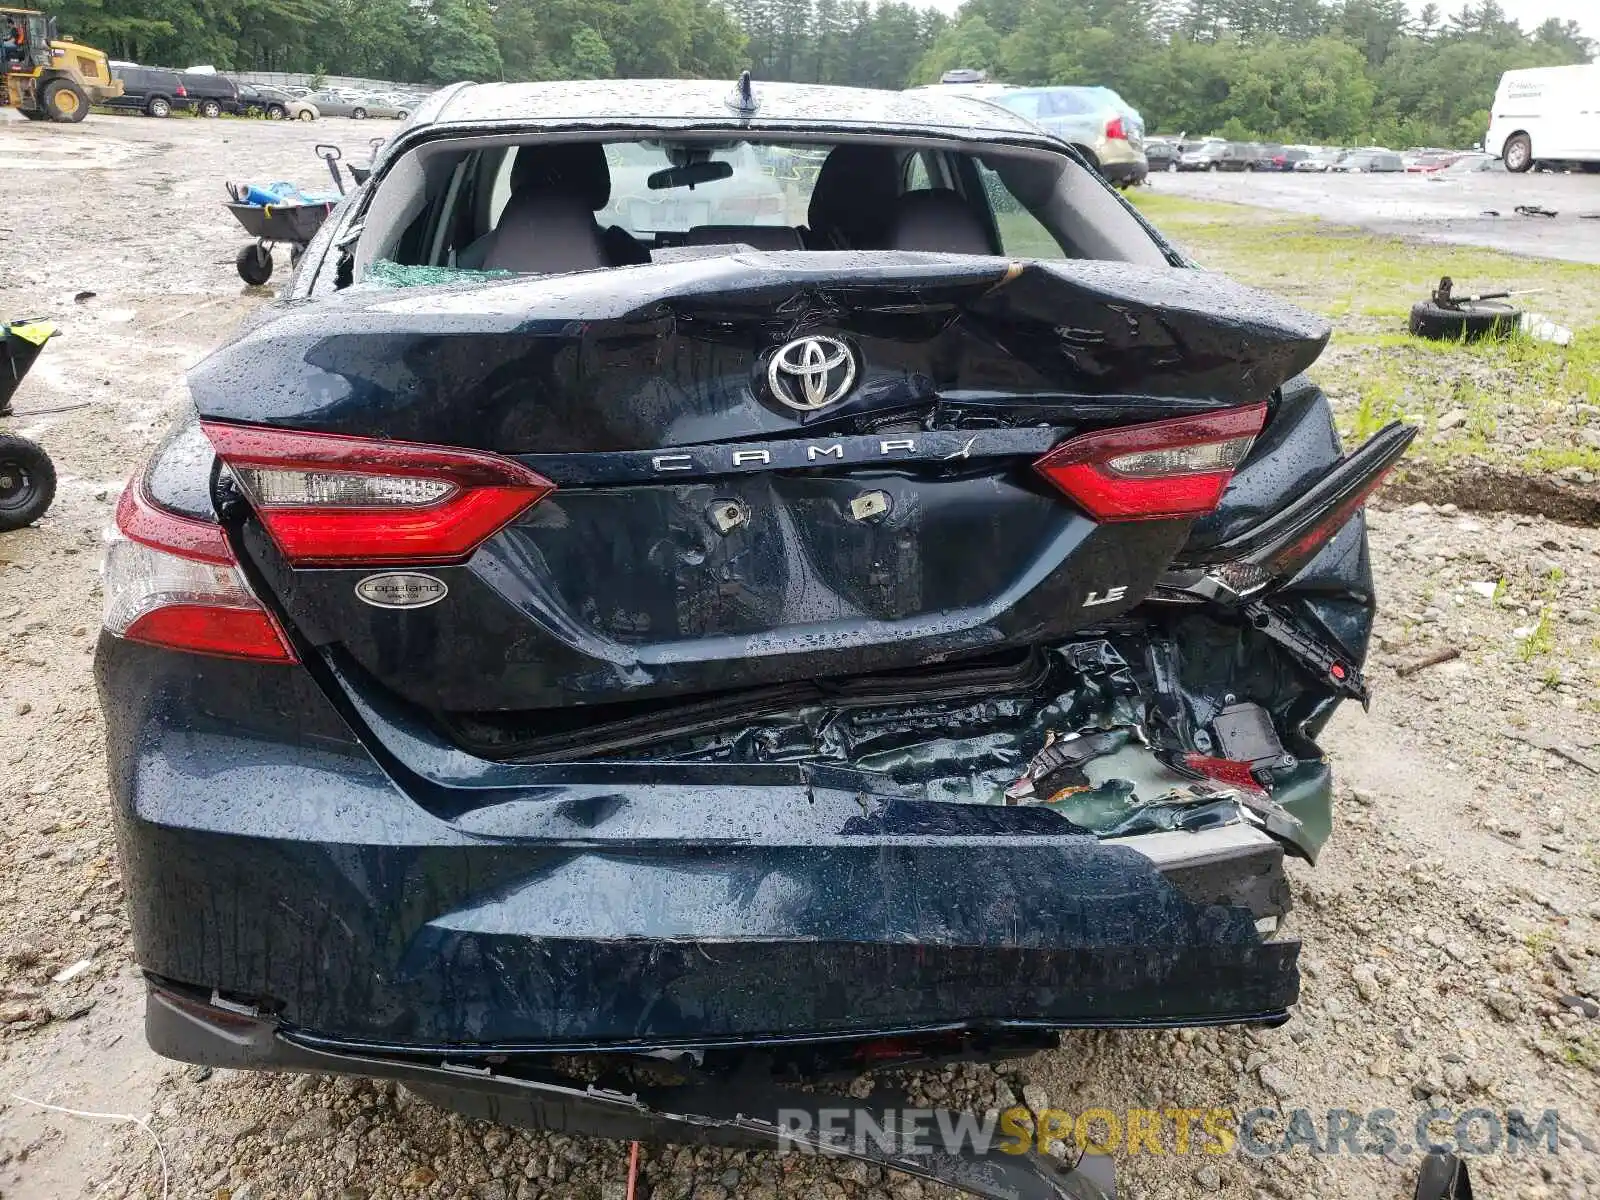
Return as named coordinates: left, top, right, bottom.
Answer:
left=355, top=572, right=449, bottom=610
left=766, top=335, right=857, bottom=412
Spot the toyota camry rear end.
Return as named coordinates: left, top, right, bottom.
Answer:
left=95, top=79, right=1411, bottom=1191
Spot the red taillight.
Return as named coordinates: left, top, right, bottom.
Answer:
left=1183, top=754, right=1267, bottom=796
left=1105, top=116, right=1126, bottom=140
left=200, top=423, right=556, bottom=567
left=1265, top=456, right=1400, bottom=577
left=1033, top=403, right=1266, bottom=522
left=105, top=480, right=297, bottom=663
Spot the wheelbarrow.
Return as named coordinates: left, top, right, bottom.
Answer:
left=1, top=319, right=57, bottom=532
left=224, top=144, right=352, bottom=286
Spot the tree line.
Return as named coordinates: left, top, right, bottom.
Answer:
left=50, top=0, right=1594, bottom=148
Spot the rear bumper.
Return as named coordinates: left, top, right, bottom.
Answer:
left=1099, top=159, right=1146, bottom=185
left=100, top=639, right=1298, bottom=1053
left=146, top=984, right=1121, bottom=1200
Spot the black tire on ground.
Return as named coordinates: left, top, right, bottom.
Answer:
left=0, top=434, right=57, bottom=532
left=1503, top=132, right=1533, bottom=173
left=352, top=107, right=367, bottom=120
left=199, top=99, right=221, bottom=118
left=19, top=108, right=46, bottom=120
left=265, top=103, right=286, bottom=120
left=147, top=96, right=171, bottom=118
left=1208, top=161, right=1219, bottom=171
left=237, top=243, right=273, bottom=286
left=296, top=108, right=314, bottom=122
left=1165, top=161, right=1176, bottom=172
left=41, top=78, right=89, bottom=123
left=1408, top=299, right=1520, bottom=342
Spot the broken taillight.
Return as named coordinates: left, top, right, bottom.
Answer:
left=104, top=480, right=296, bottom=663
left=1033, top=403, right=1266, bottom=522
left=200, top=423, right=556, bottom=567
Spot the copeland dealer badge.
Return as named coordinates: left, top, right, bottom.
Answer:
left=355, top=573, right=449, bottom=609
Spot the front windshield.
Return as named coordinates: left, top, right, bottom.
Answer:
left=597, top=142, right=819, bottom=236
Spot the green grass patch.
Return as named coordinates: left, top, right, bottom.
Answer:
left=1517, top=610, right=1556, bottom=661
left=1130, top=194, right=1600, bottom=329
left=1352, top=376, right=1406, bottom=440
left=1523, top=445, right=1600, bottom=473
left=1124, top=189, right=1600, bottom=480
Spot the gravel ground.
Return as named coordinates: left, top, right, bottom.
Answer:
left=1, top=113, right=1598, bottom=1200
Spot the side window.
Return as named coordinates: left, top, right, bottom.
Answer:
left=1045, top=91, right=1091, bottom=117
left=976, top=163, right=1067, bottom=261
left=998, top=93, right=1041, bottom=120
left=487, top=147, right=515, bottom=229
left=903, top=151, right=933, bottom=191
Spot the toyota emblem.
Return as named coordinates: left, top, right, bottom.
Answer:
left=766, top=335, right=858, bottom=412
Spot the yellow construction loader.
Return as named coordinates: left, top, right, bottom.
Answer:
left=1, top=6, right=121, bottom=123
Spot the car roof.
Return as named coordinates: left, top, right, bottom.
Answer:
left=416, top=79, right=1052, bottom=143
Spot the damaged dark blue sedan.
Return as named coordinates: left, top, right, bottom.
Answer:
left=96, top=78, right=1413, bottom=1197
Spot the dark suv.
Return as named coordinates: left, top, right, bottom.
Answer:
left=177, top=71, right=241, bottom=117
left=96, top=78, right=1414, bottom=1192
left=106, top=63, right=186, bottom=118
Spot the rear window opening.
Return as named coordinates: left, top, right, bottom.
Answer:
left=347, top=132, right=1170, bottom=287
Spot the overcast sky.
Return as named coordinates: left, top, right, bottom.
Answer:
left=908, top=0, right=1595, bottom=39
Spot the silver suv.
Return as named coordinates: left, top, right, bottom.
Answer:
left=912, top=83, right=1148, bottom=187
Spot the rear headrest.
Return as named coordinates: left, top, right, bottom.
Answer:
left=807, top=145, right=901, bottom=249
left=683, top=225, right=803, bottom=251
left=886, top=190, right=993, bottom=255
left=482, top=191, right=608, bottom=275
left=509, top=142, right=611, bottom=210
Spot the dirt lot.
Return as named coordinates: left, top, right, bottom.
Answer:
left=1, top=113, right=1598, bottom=1200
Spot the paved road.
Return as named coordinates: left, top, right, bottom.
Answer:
left=1152, top=167, right=1600, bottom=264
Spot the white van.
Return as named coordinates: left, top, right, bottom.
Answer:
left=1485, top=64, right=1600, bottom=172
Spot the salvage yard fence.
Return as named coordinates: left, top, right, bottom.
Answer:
left=232, top=72, right=439, bottom=95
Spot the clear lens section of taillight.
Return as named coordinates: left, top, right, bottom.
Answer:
left=202, top=422, right=555, bottom=567
left=104, top=481, right=296, bottom=663
left=233, top=468, right=457, bottom=508
left=1033, top=403, right=1267, bottom=522
left=1104, top=437, right=1252, bottom=479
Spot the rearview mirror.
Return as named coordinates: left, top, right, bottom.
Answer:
left=648, top=161, right=733, bottom=191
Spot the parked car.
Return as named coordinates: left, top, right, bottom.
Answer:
left=177, top=71, right=242, bottom=118
left=301, top=89, right=409, bottom=119
left=300, top=89, right=369, bottom=118
left=97, top=78, right=1410, bottom=1187
left=1176, top=141, right=1243, bottom=170
left=923, top=83, right=1149, bottom=187
left=235, top=83, right=297, bottom=120
left=1403, top=152, right=1458, bottom=173
left=106, top=63, right=186, bottom=118
left=1429, top=152, right=1506, bottom=178
left=1331, top=151, right=1403, bottom=172
left=1144, top=137, right=1180, bottom=171
left=1257, top=146, right=1309, bottom=171
left=1293, top=148, right=1344, bottom=172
